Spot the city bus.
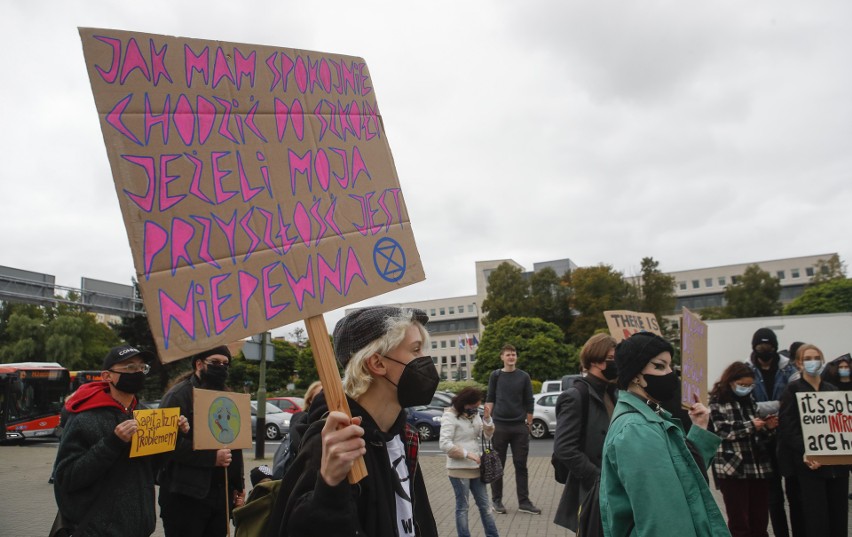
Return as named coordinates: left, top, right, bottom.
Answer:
left=0, top=363, right=70, bottom=442
left=70, top=370, right=103, bottom=391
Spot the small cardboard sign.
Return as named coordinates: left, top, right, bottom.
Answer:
left=79, top=28, right=425, bottom=362
left=603, top=310, right=662, bottom=343
left=680, top=308, right=708, bottom=407
left=192, top=388, right=252, bottom=450
left=130, top=407, right=180, bottom=457
left=796, top=391, right=852, bottom=465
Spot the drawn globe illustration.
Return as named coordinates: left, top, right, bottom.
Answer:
left=207, top=397, right=240, bottom=444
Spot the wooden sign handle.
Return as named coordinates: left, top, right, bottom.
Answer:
left=305, top=315, right=368, bottom=484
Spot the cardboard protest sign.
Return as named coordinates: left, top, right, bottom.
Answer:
left=795, top=391, right=852, bottom=465
left=192, top=388, right=252, bottom=450
left=603, top=310, right=662, bottom=343
left=131, top=407, right=180, bottom=457
left=79, top=28, right=425, bottom=362
left=680, top=308, right=708, bottom=407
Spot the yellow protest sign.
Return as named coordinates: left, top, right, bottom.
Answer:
left=130, top=407, right=180, bottom=457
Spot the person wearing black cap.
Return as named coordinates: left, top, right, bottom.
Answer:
left=599, top=332, right=730, bottom=537
left=272, top=306, right=439, bottom=537
left=54, top=345, right=189, bottom=536
left=157, top=345, right=246, bottom=537
left=745, top=328, right=801, bottom=537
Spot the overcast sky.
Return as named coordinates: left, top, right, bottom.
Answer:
left=2, top=0, right=850, bottom=337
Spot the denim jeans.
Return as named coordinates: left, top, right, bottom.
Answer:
left=449, top=476, right=500, bottom=537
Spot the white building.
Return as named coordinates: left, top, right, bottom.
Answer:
left=350, top=253, right=837, bottom=378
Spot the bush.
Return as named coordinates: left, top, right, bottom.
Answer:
left=531, top=379, right=542, bottom=394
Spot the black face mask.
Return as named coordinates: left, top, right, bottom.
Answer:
left=382, top=355, right=440, bottom=408
left=463, top=408, right=478, bottom=417
left=201, top=364, right=228, bottom=390
left=602, top=360, right=618, bottom=381
left=642, top=371, right=679, bottom=403
left=755, top=351, right=776, bottom=362
left=112, top=372, right=146, bottom=394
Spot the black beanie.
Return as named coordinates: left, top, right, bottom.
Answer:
left=615, top=332, right=675, bottom=390
left=332, top=306, right=428, bottom=368
left=751, top=328, right=778, bottom=351
left=191, top=345, right=232, bottom=366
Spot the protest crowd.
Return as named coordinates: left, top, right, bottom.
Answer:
left=48, top=311, right=851, bottom=537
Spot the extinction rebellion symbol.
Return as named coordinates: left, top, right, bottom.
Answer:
left=373, top=238, right=406, bottom=282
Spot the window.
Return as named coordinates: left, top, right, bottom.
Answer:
left=679, top=281, right=687, bottom=290
left=450, top=339, right=456, bottom=348
left=451, top=356, right=457, bottom=364
left=431, top=357, right=438, bottom=365
left=704, top=278, right=713, bottom=287
left=431, top=341, right=437, bottom=349
left=732, top=275, right=740, bottom=284
left=468, top=305, right=474, bottom=312
left=460, top=354, right=466, bottom=363
left=718, top=276, right=726, bottom=286
left=470, top=353, right=476, bottom=362
left=777, top=270, right=785, bottom=280
left=791, top=269, right=800, bottom=278
left=692, top=280, right=700, bottom=289
left=439, top=307, right=445, bottom=315
left=449, top=306, right=455, bottom=314
left=806, top=267, right=814, bottom=277
left=459, top=305, right=465, bottom=313
left=430, top=308, right=436, bottom=316
left=440, top=340, right=447, bottom=348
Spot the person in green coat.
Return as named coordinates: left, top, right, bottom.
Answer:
left=600, top=332, right=731, bottom=537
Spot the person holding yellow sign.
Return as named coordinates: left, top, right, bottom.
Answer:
left=53, top=345, right=189, bottom=537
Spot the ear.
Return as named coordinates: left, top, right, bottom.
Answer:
left=364, top=353, right=387, bottom=377
left=101, top=370, right=114, bottom=383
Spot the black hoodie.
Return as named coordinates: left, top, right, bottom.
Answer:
left=270, top=392, right=437, bottom=537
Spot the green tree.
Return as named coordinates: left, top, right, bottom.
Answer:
left=723, top=264, right=781, bottom=318
left=568, top=264, right=632, bottom=344
left=637, top=257, right=677, bottom=319
left=528, top=267, right=572, bottom=337
left=471, top=316, right=578, bottom=384
left=481, top=263, right=529, bottom=324
left=784, top=278, right=852, bottom=315
left=0, top=311, right=47, bottom=362
left=810, top=254, right=847, bottom=284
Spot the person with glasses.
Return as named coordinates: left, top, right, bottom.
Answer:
left=157, top=345, right=246, bottom=537
left=54, top=345, right=189, bottom=537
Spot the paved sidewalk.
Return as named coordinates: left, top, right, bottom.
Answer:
left=2, top=441, right=847, bottom=537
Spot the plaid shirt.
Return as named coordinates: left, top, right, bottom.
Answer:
left=403, top=422, right=420, bottom=480
left=709, top=396, right=775, bottom=479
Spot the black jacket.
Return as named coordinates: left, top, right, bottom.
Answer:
left=54, top=384, right=159, bottom=537
left=777, top=377, right=846, bottom=479
left=553, top=377, right=613, bottom=531
left=273, top=393, right=438, bottom=537
left=157, top=374, right=244, bottom=499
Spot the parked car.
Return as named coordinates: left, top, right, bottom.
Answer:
left=405, top=406, right=443, bottom=441
left=540, top=380, right=563, bottom=394
left=250, top=401, right=291, bottom=440
left=530, top=392, right=560, bottom=439
left=426, top=391, right=454, bottom=412
left=267, top=396, right=304, bottom=414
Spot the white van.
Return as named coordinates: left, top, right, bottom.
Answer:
left=540, top=380, right=562, bottom=393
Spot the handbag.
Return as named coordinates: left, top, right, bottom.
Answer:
left=479, top=434, right=503, bottom=484
left=576, top=477, right=603, bottom=537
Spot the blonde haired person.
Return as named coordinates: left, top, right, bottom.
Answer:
left=270, top=306, right=440, bottom=537
left=777, top=344, right=848, bottom=537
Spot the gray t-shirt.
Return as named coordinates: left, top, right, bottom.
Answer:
left=487, top=369, right=534, bottom=423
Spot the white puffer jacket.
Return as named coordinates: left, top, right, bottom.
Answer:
left=439, top=407, right=495, bottom=469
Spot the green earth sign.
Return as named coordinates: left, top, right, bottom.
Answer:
left=207, top=397, right=240, bottom=444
